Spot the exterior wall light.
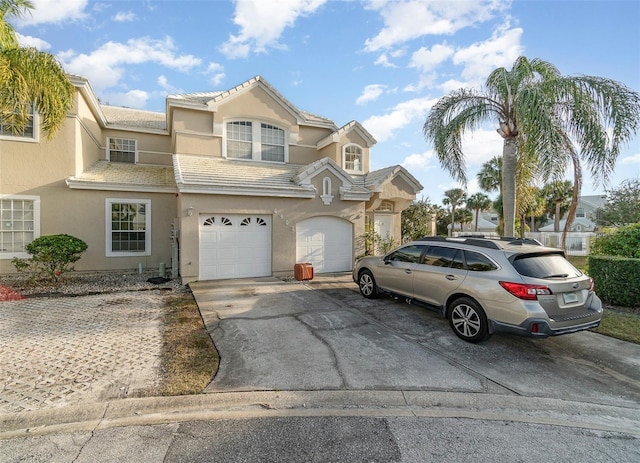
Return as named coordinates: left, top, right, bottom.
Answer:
left=187, top=205, right=194, bottom=217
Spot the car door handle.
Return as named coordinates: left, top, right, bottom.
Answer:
left=405, top=269, right=412, bottom=274
left=445, top=274, right=457, bottom=280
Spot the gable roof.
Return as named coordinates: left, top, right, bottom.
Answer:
left=317, top=120, right=377, bottom=149
left=365, top=165, right=423, bottom=194
left=293, top=157, right=371, bottom=200
left=167, top=76, right=336, bottom=129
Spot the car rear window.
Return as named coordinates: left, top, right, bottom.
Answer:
left=511, top=253, right=582, bottom=279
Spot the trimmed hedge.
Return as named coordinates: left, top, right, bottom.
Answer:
left=588, top=255, right=640, bottom=307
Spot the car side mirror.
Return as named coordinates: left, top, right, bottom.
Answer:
left=383, top=256, right=391, bottom=265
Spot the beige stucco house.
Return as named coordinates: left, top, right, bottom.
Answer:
left=1, top=75, right=422, bottom=283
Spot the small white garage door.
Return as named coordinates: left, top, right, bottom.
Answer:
left=200, top=214, right=271, bottom=280
left=296, top=217, right=353, bottom=273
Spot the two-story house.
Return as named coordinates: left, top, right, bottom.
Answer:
left=1, top=75, right=422, bottom=283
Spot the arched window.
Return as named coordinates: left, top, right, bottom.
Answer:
left=343, top=144, right=363, bottom=172
left=376, top=200, right=394, bottom=212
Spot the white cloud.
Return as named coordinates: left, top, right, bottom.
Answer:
left=157, top=75, right=179, bottom=94
left=220, top=0, right=327, bottom=59
left=16, top=32, right=51, bottom=50
left=621, top=153, right=640, bottom=164
left=402, top=150, right=437, bottom=171
left=59, top=37, right=201, bottom=91
left=204, top=62, right=225, bottom=87
left=460, top=128, right=503, bottom=168
left=409, top=43, right=454, bottom=73
left=15, top=0, right=88, bottom=26
left=356, top=84, right=386, bottom=105
left=363, top=0, right=507, bottom=52
left=102, top=90, right=149, bottom=109
left=374, top=53, right=397, bottom=68
left=113, top=11, right=136, bottom=22
left=453, top=26, right=524, bottom=81
left=363, top=96, right=437, bottom=142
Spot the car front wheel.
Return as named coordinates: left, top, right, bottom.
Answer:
left=358, top=270, right=379, bottom=299
left=448, top=297, right=490, bottom=343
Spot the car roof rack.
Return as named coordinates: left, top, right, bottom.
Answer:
left=416, top=235, right=543, bottom=250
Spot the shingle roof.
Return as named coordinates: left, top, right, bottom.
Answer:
left=101, top=106, right=167, bottom=131
left=365, top=165, right=423, bottom=193
left=174, top=155, right=316, bottom=197
left=66, top=160, right=176, bottom=191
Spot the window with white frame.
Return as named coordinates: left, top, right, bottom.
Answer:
left=106, top=199, right=151, bottom=256
left=576, top=207, right=585, bottom=218
left=343, top=144, right=363, bottom=172
left=108, top=137, right=137, bottom=163
left=0, top=196, right=40, bottom=258
left=0, top=104, right=37, bottom=141
left=225, top=120, right=286, bottom=162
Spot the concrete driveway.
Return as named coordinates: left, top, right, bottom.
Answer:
left=191, top=274, right=640, bottom=408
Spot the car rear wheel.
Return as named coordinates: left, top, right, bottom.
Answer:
left=448, top=297, right=490, bottom=343
left=358, top=270, right=379, bottom=299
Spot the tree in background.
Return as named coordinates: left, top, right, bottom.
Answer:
left=596, top=179, right=640, bottom=227
left=454, top=208, right=473, bottom=232
left=401, top=197, right=437, bottom=241
left=442, top=188, right=467, bottom=237
left=466, top=193, right=492, bottom=232
left=544, top=180, right=573, bottom=232
left=424, top=56, right=640, bottom=239
left=1, top=0, right=73, bottom=138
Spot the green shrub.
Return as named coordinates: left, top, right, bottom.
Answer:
left=591, top=222, right=640, bottom=258
left=12, top=234, right=88, bottom=282
left=588, top=255, right=640, bottom=307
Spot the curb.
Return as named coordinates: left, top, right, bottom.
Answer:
left=2, top=390, right=639, bottom=440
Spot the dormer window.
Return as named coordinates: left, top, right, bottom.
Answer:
left=225, top=120, right=286, bottom=163
left=343, top=144, right=363, bottom=173
left=108, top=137, right=137, bottom=163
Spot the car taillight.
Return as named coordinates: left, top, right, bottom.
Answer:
left=499, top=281, right=552, bottom=300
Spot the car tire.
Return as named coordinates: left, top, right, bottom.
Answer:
left=358, top=270, right=379, bottom=299
left=448, top=297, right=490, bottom=343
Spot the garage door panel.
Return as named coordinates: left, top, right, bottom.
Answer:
left=199, top=214, right=271, bottom=280
left=296, top=217, right=352, bottom=274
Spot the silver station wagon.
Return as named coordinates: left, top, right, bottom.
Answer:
left=353, top=236, right=603, bottom=343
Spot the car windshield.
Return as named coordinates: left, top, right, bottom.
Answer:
left=512, top=253, right=582, bottom=279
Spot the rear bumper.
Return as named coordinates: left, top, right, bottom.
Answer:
left=489, top=317, right=602, bottom=338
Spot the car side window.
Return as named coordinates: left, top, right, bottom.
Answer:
left=422, top=246, right=460, bottom=268
left=387, top=245, right=426, bottom=263
left=464, top=250, right=498, bottom=271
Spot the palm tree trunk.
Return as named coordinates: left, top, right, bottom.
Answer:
left=474, top=209, right=479, bottom=232
left=561, top=151, right=583, bottom=251
left=501, top=137, right=517, bottom=237
left=554, top=202, right=561, bottom=232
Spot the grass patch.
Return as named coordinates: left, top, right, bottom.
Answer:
left=154, top=292, right=219, bottom=396
left=593, top=308, right=640, bottom=344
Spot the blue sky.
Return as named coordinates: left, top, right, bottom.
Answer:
left=12, top=0, right=640, bottom=205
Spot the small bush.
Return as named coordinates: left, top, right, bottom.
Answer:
left=12, top=234, right=88, bottom=282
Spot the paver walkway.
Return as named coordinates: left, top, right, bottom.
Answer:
left=0, top=291, right=166, bottom=413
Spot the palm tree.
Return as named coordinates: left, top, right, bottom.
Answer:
left=1, top=0, right=73, bottom=138
left=424, top=56, right=640, bottom=239
left=455, top=207, right=473, bottom=233
left=466, top=193, right=492, bottom=232
left=544, top=180, right=573, bottom=232
left=442, top=188, right=466, bottom=237
left=477, top=156, right=502, bottom=196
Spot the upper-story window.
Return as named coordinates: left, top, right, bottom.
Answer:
left=0, top=104, right=37, bottom=141
left=108, top=137, right=137, bottom=163
left=225, top=120, right=286, bottom=163
left=343, top=144, right=363, bottom=173
left=576, top=207, right=585, bottom=218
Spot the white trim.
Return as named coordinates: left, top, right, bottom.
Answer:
left=0, top=109, right=40, bottom=143
left=342, top=143, right=363, bottom=174
left=223, top=118, right=289, bottom=163
left=105, top=198, right=151, bottom=257
left=107, top=137, right=138, bottom=163
left=0, top=195, right=40, bottom=259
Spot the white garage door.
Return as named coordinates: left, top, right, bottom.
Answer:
left=200, top=214, right=271, bottom=280
left=296, top=217, right=352, bottom=273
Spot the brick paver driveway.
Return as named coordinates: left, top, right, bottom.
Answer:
left=0, top=291, right=166, bottom=413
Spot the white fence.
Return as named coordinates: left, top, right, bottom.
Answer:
left=525, top=232, right=596, bottom=256
left=452, top=231, right=597, bottom=256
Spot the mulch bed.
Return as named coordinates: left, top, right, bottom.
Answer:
left=0, top=285, right=24, bottom=301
